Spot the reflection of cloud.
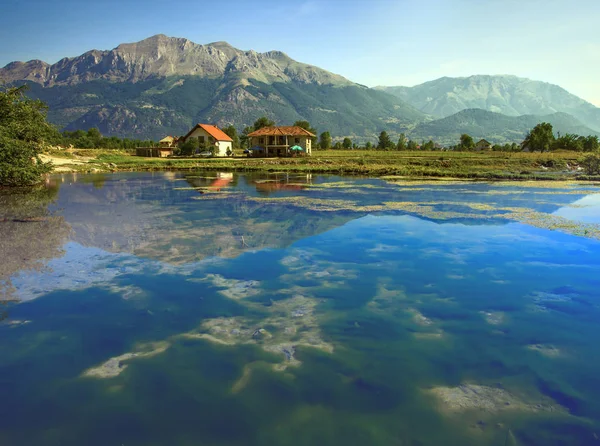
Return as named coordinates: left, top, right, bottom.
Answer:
left=11, top=242, right=223, bottom=302
left=553, top=194, right=600, bottom=224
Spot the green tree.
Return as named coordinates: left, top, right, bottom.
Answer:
left=179, top=137, right=198, bottom=156
left=422, top=140, right=435, bottom=151
left=252, top=117, right=275, bottom=131
left=319, top=132, right=332, bottom=150
left=582, top=135, right=599, bottom=152
left=365, top=141, right=373, bottom=150
left=377, top=131, right=393, bottom=150
left=459, top=134, right=475, bottom=151
left=222, top=125, right=240, bottom=149
left=397, top=133, right=407, bottom=151
left=406, top=140, right=418, bottom=151
left=87, top=127, right=102, bottom=140
left=581, top=154, right=600, bottom=175
left=342, top=137, right=352, bottom=149
left=554, top=133, right=582, bottom=151
left=293, top=120, right=317, bottom=136
left=0, top=85, right=56, bottom=186
left=240, top=126, right=253, bottom=149
left=523, top=122, right=555, bottom=153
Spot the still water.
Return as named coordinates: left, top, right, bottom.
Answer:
left=1, top=171, right=600, bottom=445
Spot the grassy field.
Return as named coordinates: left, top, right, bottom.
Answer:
left=44, top=148, right=598, bottom=181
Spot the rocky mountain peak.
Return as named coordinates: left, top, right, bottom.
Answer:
left=0, top=34, right=353, bottom=88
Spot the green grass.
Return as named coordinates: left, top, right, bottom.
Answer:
left=51, top=149, right=596, bottom=181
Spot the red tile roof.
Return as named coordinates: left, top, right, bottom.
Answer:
left=183, top=124, right=233, bottom=142
left=247, top=126, right=316, bottom=137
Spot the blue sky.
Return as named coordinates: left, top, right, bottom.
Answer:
left=1, top=0, right=599, bottom=105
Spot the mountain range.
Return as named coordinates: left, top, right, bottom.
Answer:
left=0, top=34, right=422, bottom=140
left=2, top=34, right=600, bottom=144
left=377, top=75, right=600, bottom=133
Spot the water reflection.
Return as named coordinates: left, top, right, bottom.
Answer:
left=553, top=194, right=600, bottom=224
left=0, top=185, right=71, bottom=302
left=2, top=172, right=600, bottom=445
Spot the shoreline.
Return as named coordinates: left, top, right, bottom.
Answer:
left=40, top=149, right=600, bottom=182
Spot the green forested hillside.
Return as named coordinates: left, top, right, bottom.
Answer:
left=23, top=77, right=423, bottom=140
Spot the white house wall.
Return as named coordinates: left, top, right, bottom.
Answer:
left=186, top=128, right=232, bottom=157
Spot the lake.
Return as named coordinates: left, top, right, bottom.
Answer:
left=1, top=171, right=600, bottom=446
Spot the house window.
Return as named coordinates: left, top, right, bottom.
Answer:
left=259, top=137, right=265, bottom=145
left=198, top=136, right=205, bottom=144
left=295, top=138, right=300, bottom=144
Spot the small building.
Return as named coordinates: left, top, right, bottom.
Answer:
left=159, top=136, right=176, bottom=148
left=474, top=139, right=492, bottom=151
left=181, top=124, right=233, bottom=157
left=247, top=126, right=315, bottom=157
left=135, top=147, right=173, bottom=157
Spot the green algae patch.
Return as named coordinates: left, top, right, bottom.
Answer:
left=185, top=294, right=334, bottom=372
left=429, top=384, right=566, bottom=415
left=82, top=341, right=170, bottom=379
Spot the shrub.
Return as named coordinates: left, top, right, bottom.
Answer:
left=581, top=154, right=600, bottom=175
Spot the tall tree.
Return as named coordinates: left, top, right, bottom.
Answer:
left=342, top=137, right=353, bottom=149
left=397, top=133, right=407, bottom=151
left=87, top=127, right=102, bottom=140
left=582, top=135, right=599, bottom=152
left=293, top=120, right=317, bottom=136
left=422, top=140, right=435, bottom=151
left=319, top=132, right=332, bottom=150
left=252, top=117, right=275, bottom=131
left=406, top=140, right=418, bottom=151
left=294, top=120, right=318, bottom=145
left=523, top=122, right=555, bottom=153
left=222, top=125, right=240, bottom=149
left=0, top=85, right=56, bottom=186
left=459, top=134, right=475, bottom=150
left=377, top=131, right=393, bottom=150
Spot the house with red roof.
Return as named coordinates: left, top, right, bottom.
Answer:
left=181, top=124, right=234, bottom=157
left=247, top=126, right=315, bottom=157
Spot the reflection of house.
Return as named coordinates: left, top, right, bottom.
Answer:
left=181, top=124, right=233, bottom=157
left=159, top=136, right=177, bottom=148
left=247, top=126, right=315, bottom=157
left=474, top=139, right=492, bottom=151
left=135, top=147, right=173, bottom=157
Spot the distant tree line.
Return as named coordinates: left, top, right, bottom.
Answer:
left=61, top=128, right=157, bottom=150
left=522, top=122, right=599, bottom=153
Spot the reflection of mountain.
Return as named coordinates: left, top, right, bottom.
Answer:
left=47, top=172, right=595, bottom=265
left=51, top=172, right=356, bottom=264
left=0, top=185, right=71, bottom=300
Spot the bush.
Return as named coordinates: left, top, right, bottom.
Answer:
left=0, top=136, right=52, bottom=186
left=581, top=154, right=600, bottom=175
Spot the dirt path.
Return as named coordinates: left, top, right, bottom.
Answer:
left=40, top=154, right=94, bottom=172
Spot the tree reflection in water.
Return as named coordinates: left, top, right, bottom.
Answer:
left=0, top=181, right=71, bottom=310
